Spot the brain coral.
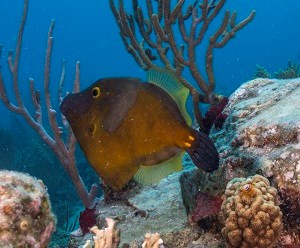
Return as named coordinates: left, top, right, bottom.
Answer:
left=221, top=174, right=282, bottom=248
left=0, top=170, right=56, bottom=248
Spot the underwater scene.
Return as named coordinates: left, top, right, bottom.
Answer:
left=0, top=0, right=299, bottom=247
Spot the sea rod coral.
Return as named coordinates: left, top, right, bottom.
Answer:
left=110, top=0, right=255, bottom=129
left=0, top=170, right=56, bottom=248
left=0, top=0, right=98, bottom=208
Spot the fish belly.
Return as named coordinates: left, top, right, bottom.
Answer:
left=81, top=89, right=192, bottom=189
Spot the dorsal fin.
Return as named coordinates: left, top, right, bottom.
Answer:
left=134, top=152, right=184, bottom=185
left=147, top=67, right=192, bottom=126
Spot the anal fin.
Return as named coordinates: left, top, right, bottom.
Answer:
left=134, top=152, right=184, bottom=185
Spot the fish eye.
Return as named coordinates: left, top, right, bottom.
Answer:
left=92, top=87, right=101, bottom=98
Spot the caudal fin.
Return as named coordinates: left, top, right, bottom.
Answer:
left=187, top=131, right=219, bottom=172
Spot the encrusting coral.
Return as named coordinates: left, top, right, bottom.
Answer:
left=221, top=174, right=282, bottom=248
left=0, top=170, right=56, bottom=248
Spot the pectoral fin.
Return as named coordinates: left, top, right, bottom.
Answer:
left=103, top=84, right=138, bottom=133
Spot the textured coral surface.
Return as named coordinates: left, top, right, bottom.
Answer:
left=221, top=174, right=282, bottom=248
left=211, top=78, right=300, bottom=245
left=0, top=170, right=56, bottom=248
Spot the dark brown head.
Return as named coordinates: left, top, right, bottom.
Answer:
left=60, top=79, right=114, bottom=141
left=60, top=77, right=140, bottom=142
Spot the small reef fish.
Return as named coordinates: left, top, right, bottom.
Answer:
left=60, top=68, right=219, bottom=190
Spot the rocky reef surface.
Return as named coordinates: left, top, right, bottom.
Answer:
left=211, top=77, right=300, bottom=246
left=70, top=161, right=207, bottom=247
left=70, top=77, right=300, bottom=247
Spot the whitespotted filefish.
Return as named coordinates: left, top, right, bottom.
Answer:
left=60, top=68, right=219, bottom=189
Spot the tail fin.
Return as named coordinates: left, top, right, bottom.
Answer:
left=187, top=131, right=219, bottom=172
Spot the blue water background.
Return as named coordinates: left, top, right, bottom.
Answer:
left=0, top=0, right=299, bottom=126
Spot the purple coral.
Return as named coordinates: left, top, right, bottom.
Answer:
left=0, top=170, right=56, bottom=247
left=79, top=207, right=97, bottom=234
left=203, top=97, right=229, bottom=134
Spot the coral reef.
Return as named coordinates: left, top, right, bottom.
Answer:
left=212, top=77, right=300, bottom=178
left=0, top=170, right=56, bottom=247
left=70, top=165, right=199, bottom=247
left=253, top=65, right=271, bottom=79
left=253, top=62, right=300, bottom=79
left=221, top=174, right=282, bottom=247
left=211, top=77, right=300, bottom=246
left=274, top=61, right=300, bottom=79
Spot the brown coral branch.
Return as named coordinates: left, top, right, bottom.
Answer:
left=110, top=0, right=255, bottom=127
left=170, top=0, right=184, bottom=23
left=215, top=10, right=256, bottom=48
left=68, top=61, right=80, bottom=155
left=10, top=0, right=29, bottom=108
left=206, top=10, right=256, bottom=92
left=205, top=10, right=230, bottom=92
left=134, top=4, right=171, bottom=68
left=58, top=59, right=66, bottom=105
left=29, top=78, right=42, bottom=124
left=119, top=0, right=154, bottom=69
left=0, top=0, right=98, bottom=208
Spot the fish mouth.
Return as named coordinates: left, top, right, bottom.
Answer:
left=60, top=92, right=90, bottom=119
left=60, top=94, right=73, bottom=117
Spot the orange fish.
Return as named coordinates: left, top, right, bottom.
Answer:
left=60, top=68, right=219, bottom=189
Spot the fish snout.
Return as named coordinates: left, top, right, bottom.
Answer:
left=60, top=93, right=91, bottom=119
